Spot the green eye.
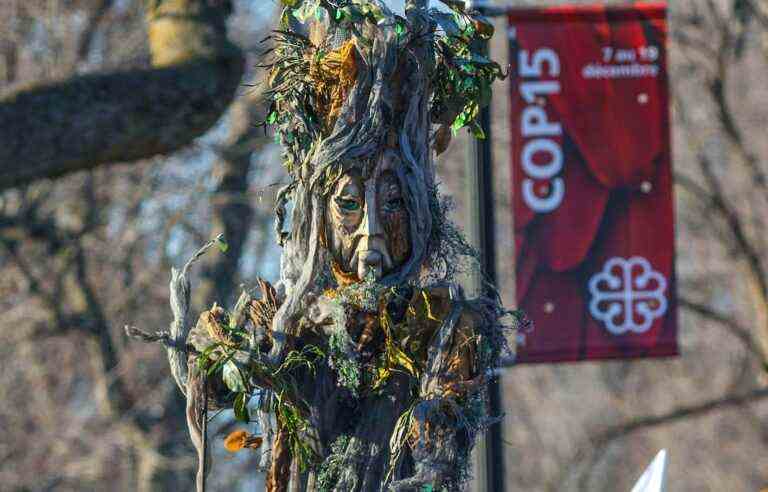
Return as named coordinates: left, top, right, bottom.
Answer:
left=337, top=198, right=361, bottom=212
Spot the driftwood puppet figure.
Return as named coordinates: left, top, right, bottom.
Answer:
left=130, top=1, right=520, bottom=490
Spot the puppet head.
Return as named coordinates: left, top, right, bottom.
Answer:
left=263, top=0, right=504, bottom=345
left=324, top=150, right=412, bottom=283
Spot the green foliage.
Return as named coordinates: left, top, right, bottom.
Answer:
left=196, top=301, right=327, bottom=469
left=262, top=0, right=505, bottom=181
left=274, top=389, right=317, bottom=470
left=194, top=280, right=509, bottom=485
left=432, top=10, right=505, bottom=137
left=196, top=341, right=224, bottom=372
left=287, top=0, right=389, bottom=28
left=277, top=344, right=326, bottom=376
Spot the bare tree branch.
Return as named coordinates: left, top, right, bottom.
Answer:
left=570, top=386, right=768, bottom=490
left=76, top=0, right=114, bottom=63
left=593, top=387, right=768, bottom=443
left=710, top=39, right=768, bottom=193
left=0, top=57, right=243, bottom=191
left=679, top=296, right=768, bottom=370
left=675, top=99, right=768, bottom=304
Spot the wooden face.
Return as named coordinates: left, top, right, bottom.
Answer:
left=325, top=167, right=411, bottom=281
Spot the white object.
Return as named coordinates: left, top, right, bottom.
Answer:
left=588, top=256, right=668, bottom=335
left=631, top=450, right=667, bottom=492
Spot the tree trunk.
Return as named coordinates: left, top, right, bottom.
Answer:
left=0, top=0, right=244, bottom=191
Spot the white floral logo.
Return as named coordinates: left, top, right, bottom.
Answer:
left=588, top=256, right=668, bottom=335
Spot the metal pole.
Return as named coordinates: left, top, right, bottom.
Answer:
left=465, top=1, right=504, bottom=490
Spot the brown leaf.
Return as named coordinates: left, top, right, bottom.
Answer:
left=224, top=430, right=264, bottom=453
left=248, top=278, right=280, bottom=329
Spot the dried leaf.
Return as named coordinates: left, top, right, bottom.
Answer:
left=385, top=404, right=416, bottom=484
left=224, top=430, right=264, bottom=452
left=381, top=312, right=418, bottom=377
left=224, top=430, right=247, bottom=452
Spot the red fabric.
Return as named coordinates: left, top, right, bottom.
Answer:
left=509, top=3, right=678, bottom=364
left=526, top=140, right=610, bottom=273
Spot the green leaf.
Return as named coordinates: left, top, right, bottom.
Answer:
left=394, top=21, right=405, bottom=37
left=267, top=111, right=278, bottom=124
left=459, top=62, right=476, bottom=74
left=216, top=236, right=229, bottom=253
left=356, top=1, right=384, bottom=22
left=206, top=357, right=225, bottom=376
left=234, top=392, right=250, bottom=422
left=450, top=111, right=467, bottom=135
left=452, top=11, right=473, bottom=38
left=223, top=360, right=246, bottom=393
left=197, top=342, right=222, bottom=371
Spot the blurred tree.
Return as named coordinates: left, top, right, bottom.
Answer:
left=0, top=0, right=244, bottom=190
left=0, top=1, right=273, bottom=490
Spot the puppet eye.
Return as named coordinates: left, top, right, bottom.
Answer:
left=336, top=197, right=361, bottom=212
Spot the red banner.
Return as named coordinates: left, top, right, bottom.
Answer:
left=508, top=3, right=678, bottom=363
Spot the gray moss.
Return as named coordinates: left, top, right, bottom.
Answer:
left=316, top=434, right=352, bottom=491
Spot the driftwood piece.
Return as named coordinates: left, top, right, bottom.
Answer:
left=186, top=359, right=210, bottom=492
left=169, top=235, right=226, bottom=394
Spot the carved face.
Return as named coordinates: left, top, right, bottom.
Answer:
left=325, top=157, right=411, bottom=282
